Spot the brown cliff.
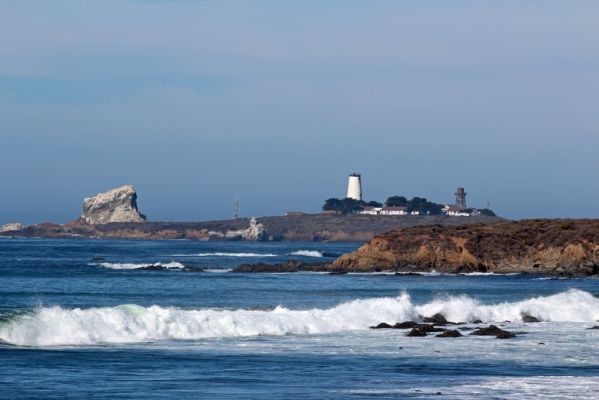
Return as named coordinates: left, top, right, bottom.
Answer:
left=333, top=219, right=599, bottom=276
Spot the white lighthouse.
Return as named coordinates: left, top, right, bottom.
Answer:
left=346, top=173, right=362, bottom=201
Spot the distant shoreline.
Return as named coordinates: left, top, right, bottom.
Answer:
left=0, top=213, right=502, bottom=242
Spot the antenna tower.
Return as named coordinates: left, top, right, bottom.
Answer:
left=232, top=193, right=240, bottom=220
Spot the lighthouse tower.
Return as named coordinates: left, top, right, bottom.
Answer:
left=346, top=173, right=362, bottom=201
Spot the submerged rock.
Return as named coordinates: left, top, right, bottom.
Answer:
left=470, top=325, right=516, bottom=339
left=436, top=330, right=463, bottom=338
left=392, top=321, right=420, bottom=329
left=407, top=328, right=428, bottom=337
left=522, top=314, right=542, bottom=323
left=423, top=313, right=453, bottom=325
left=81, top=185, right=146, bottom=225
left=370, top=323, right=393, bottom=329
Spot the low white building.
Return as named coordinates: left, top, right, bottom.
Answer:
left=444, top=205, right=481, bottom=217
left=380, top=206, right=408, bottom=216
left=358, top=206, right=408, bottom=216
left=359, top=206, right=382, bottom=215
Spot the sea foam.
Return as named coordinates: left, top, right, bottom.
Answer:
left=290, top=250, right=324, bottom=258
left=1, top=289, right=597, bottom=347
left=92, top=261, right=187, bottom=270
left=173, top=252, right=277, bottom=257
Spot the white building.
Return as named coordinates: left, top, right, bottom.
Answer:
left=444, top=205, right=481, bottom=217
left=380, top=206, right=408, bottom=216
left=358, top=206, right=408, bottom=216
left=346, top=173, right=362, bottom=201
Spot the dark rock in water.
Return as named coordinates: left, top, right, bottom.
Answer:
left=496, top=330, right=516, bottom=339
left=142, top=264, right=170, bottom=271
left=538, top=342, right=545, bottom=345
left=436, top=330, right=463, bottom=338
left=392, top=321, right=420, bottom=329
left=328, top=271, right=347, bottom=275
left=473, top=319, right=483, bottom=324
left=522, top=314, right=541, bottom=323
left=409, top=324, right=445, bottom=335
left=423, top=313, right=452, bottom=325
left=459, top=327, right=474, bottom=331
left=394, top=272, right=423, bottom=276
left=586, top=326, right=599, bottom=330
left=370, top=323, right=393, bottom=329
left=407, top=328, right=428, bottom=337
left=470, top=325, right=516, bottom=339
left=234, top=261, right=330, bottom=273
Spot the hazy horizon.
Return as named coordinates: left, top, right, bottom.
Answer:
left=1, top=1, right=598, bottom=225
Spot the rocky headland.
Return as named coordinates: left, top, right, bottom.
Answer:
left=234, top=219, right=599, bottom=276
left=332, top=219, right=599, bottom=276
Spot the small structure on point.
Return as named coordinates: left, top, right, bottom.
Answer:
left=346, top=173, right=362, bottom=201
left=455, top=187, right=467, bottom=208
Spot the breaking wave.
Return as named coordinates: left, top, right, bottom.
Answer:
left=172, top=252, right=277, bottom=257
left=1, top=289, right=597, bottom=347
left=92, top=262, right=188, bottom=270
left=290, top=250, right=324, bottom=258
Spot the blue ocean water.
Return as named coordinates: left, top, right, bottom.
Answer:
left=1, top=238, right=599, bottom=399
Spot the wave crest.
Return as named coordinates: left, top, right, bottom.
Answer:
left=92, top=262, right=187, bottom=270
left=1, top=289, right=597, bottom=347
left=290, top=250, right=324, bottom=257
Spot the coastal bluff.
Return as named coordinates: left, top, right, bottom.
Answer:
left=332, top=219, right=599, bottom=276
left=2, top=214, right=501, bottom=242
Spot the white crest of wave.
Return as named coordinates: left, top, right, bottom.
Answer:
left=1, top=289, right=597, bottom=347
left=290, top=250, right=323, bottom=257
left=174, top=252, right=277, bottom=257
left=415, top=289, right=599, bottom=323
left=93, top=261, right=186, bottom=270
left=0, top=294, right=416, bottom=347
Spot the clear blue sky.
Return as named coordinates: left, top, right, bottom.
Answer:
left=1, top=1, right=598, bottom=224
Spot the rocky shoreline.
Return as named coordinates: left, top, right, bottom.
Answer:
left=233, top=219, right=599, bottom=276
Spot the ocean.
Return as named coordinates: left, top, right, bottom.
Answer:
left=1, top=238, right=598, bottom=399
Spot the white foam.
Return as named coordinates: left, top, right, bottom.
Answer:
left=290, top=250, right=323, bottom=258
left=92, top=261, right=187, bottom=270
left=172, top=252, right=277, bottom=257
left=1, top=289, right=597, bottom=347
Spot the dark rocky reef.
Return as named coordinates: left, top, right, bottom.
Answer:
left=234, top=261, right=333, bottom=273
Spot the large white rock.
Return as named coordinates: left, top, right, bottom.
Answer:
left=0, top=223, right=24, bottom=233
left=81, top=185, right=146, bottom=225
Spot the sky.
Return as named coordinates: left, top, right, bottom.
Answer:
left=1, top=1, right=598, bottom=224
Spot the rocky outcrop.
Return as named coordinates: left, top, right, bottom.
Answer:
left=333, top=219, right=599, bottom=276
left=208, top=217, right=268, bottom=241
left=0, top=223, right=24, bottom=233
left=81, top=185, right=146, bottom=225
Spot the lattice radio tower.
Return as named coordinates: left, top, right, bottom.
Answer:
left=232, top=193, right=240, bottom=220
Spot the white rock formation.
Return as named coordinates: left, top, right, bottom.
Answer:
left=242, top=217, right=266, bottom=240
left=81, top=185, right=146, bottom=225
left=217, top=217, right=267, bottom=241
left=0, top=223, right=24, bottom=233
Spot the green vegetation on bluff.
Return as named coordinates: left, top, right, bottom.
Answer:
left=323, top=195, right=445, bottom=215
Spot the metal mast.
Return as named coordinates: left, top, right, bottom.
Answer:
left=232, top=193, right=240, bottom=219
